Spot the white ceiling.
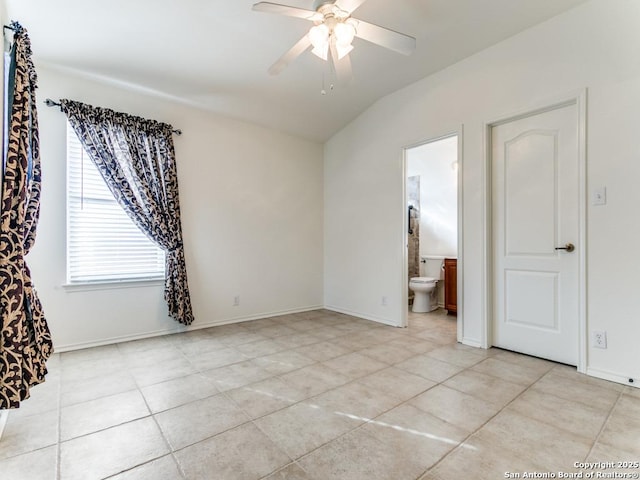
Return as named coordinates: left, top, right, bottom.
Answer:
left=5, top=0, right=588, bottom=142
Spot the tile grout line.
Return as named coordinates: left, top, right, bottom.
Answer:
left=256, top=460, right=309, bottom=480
left=0, top=312, right=431, bottom=479
left=0, top=360, right=64, bottom=476
left=99, top=321, right=395, bottom=426
left=135, top=332, right=391, bottom=477
left=126, top=332, right=389, bottom=472
left=25, top=310, right=625, bottom=480
left=267, top=352, right=476, bottom=478
left=582, top=387, right=625, bottom=462
left=118, top=340, right=188, bottom=480
left=413, top=358, right=554, bottom=479
left=58, top=348, right=152, bottom=474
left=243, top=349, right=443, bottom=474
left=284, top=345, right=456, bottom=475
left=228, top=362, right=395, bottom=461
left=50, top=342, right=495, bottom=476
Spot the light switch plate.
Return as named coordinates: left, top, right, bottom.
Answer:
left=593, top=187, right=607, bottom=206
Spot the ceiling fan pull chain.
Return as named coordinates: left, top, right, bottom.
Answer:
left=320, top=68, right=336, bottom=96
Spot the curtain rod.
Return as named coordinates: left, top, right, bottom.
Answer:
left=44, top=98, right=183, bottom=136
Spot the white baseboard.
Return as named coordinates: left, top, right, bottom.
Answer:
left=323, top=305, right=401, bottom=328
left=54, top=304, right=324, bottom=352
left=586, top=366, right=639, bottom=389
left=0, top=410, right=8, bottom=441
left=460, top=337, right=484, bottom=349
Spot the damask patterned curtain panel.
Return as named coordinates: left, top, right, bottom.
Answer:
left=0, top=22, right=53, bottom=409
left=60, top=100, right=194, bottom=326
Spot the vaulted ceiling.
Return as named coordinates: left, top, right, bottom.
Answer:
left=5, top=0, right=588, bottom=142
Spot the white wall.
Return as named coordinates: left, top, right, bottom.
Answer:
left=324, top=0, right=640, bottom=385
left=31, top=67, right=324, bottom=350
left=406, top=136, right=458, bottom=259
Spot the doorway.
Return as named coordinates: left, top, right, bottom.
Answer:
left=487, top=97, right=586, bottom=368
left=403, top=133, right=462, bottom=337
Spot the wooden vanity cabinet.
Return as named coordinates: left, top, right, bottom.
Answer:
left=444, top=258, right=457, bottom=314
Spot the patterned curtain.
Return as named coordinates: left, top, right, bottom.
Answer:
left=60, top=100, right=194, bottom=326
left=0, top=22, right=53, bottom=409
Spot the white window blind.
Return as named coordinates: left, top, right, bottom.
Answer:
left=66, top=124, right=165, bottom=283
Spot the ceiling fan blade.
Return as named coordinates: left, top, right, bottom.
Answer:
left=268, top=34, right=312, bottom=75
left=335, top=0, right=368, bottom=14
left=353, top=19, right=416, bottom=55
left=329, top=39, right=353, bottom=85
left=252, top=2, right=320, bottom=21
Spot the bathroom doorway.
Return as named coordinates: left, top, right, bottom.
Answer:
left=403, top=133, right=461, bottom=338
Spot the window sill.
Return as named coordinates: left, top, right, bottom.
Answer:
left=63, top=278, right=165, bottom=292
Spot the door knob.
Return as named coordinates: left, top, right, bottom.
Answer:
left=555, top=243, right=575, bottom=253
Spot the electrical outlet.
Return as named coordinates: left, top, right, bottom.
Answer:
left=592, top=330, right=607, bottom=349
left=381, top=296, right=387, bottom=306
left=233, top=296, right=240, bottom=307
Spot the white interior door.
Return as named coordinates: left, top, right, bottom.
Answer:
left=492, top=104, right=579, bottom=365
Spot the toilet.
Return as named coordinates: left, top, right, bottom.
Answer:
left=409, top=256, right=444, bottom=313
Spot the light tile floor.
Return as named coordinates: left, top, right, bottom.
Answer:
left=1, top=309, right=638, bottom=480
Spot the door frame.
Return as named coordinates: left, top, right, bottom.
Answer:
left=401, top=128, right=464, bottom=344
left=483, top=90, right=587, bottom=372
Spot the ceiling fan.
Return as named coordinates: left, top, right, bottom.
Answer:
left=252, top=0, right=416, bottom=78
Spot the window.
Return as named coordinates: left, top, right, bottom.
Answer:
left=66, top=124, right=165, bottom=283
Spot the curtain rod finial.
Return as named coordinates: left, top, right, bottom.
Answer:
left=44, top=98, right=62, bottom=108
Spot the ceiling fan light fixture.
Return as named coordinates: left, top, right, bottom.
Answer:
left=309, top=23, right=330, bottom=60
left=334, top=21, right=356, bottom=47
left=309, top=24, right=329, bottom=47
left=336, top=42, right=353, bottom=60
left=311, top=44, right=329, bottom=60
left=253, top=1, right=416, bottom=75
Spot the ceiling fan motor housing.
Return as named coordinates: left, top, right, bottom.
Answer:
left=313, top=0, right=338, bottom=12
